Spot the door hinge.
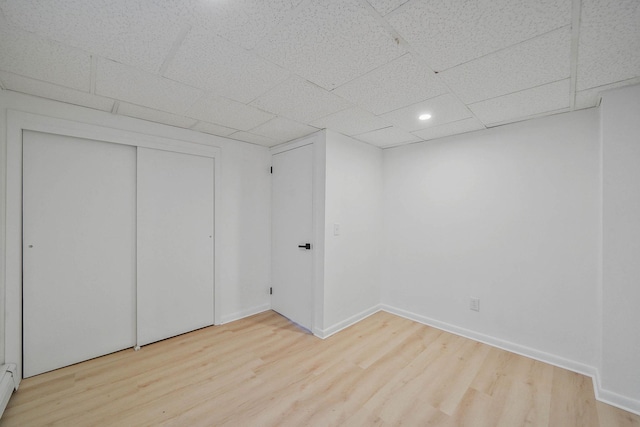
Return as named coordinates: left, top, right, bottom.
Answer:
left=270, top=166, right=273, bottom=174
left=270, top=287, right=273, bottom=295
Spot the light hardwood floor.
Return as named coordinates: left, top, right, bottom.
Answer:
left=2, top=310, right=639, bottom=426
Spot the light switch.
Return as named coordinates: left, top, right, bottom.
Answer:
left=333, top=223, right=340, bottom=236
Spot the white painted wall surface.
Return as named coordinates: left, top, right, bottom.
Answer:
left=323, top=130, right=382, bottom=334
left=382, top=109, right=600, bottom=367
left=0, top=93, right=6, bottom=363
left=214, top=142, right=272, bottom=323
left=600, top=84, right=640, bottom=407
left=0, top=90, right=271, bottom=365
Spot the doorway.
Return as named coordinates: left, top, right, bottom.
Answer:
left=271, top=144, right=314, bottom=331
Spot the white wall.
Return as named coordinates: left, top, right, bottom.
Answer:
left=217, top=142, right=272, bottom=322
left=0, top=95, right=6, bottom=363
left=382, top=109, right=601, bottom=368
left=322, top=130, right=382, bottom=334
left=600, top=84, right=640, bottom=409
left=0, top=90, right=272, bottom=368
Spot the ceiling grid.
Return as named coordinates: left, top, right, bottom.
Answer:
left=0, top=0, right=637, bottom=147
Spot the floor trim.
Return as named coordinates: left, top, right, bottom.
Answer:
left=313, top=305, right=381, bottom=339
left=219, top=304, right=271, bottom=325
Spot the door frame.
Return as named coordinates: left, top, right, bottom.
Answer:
left=5, top=109, right=221, bottom=383
left=270, top=131, right=326, bottom=337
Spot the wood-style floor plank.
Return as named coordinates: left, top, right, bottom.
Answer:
left=1, top=310, right=638, bottom=426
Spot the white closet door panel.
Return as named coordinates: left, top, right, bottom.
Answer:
left=23, top=131, right=136, bottom=377
left=137, top=148, right=214, bottom=346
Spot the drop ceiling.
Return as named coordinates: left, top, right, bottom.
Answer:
left=0, top=0, right=638, bottom=148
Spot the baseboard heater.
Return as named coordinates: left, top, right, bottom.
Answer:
left=0, top=364, right=18, bottom=419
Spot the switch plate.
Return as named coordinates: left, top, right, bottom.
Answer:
left=470, top=297, right=480, bottom=312
left=333, top=223, right=340, bottom=236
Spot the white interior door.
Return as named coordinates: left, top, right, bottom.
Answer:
left=137, top=147, right=215, bottom=346
left=23, top=131, right=136, bottom=377
left=271, top=144, right=314, bottom=331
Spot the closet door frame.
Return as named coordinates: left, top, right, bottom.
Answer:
left=5, top=110, right=221, bottom=383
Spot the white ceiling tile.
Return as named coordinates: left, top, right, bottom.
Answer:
left=174, top=0, right=305, bottom=50
left=574, top=78, right=640, bottom=110
left=577, top=0, right=640, bottom=91
left=353, top=126, right=421, bottom=147
left=251, top=76, right=352, bottom=123
left=469, top=79, right=571, bottom=125
left=229, top=131, right=279, bottom=147
left=96, top=58, right=203, bottom=115
left=0, top=71, right=114, bottom=112
left=366, top=0, right=410, bottom=16
left=310, top=107, right=391, bottom=136
left=191, top=121, right=238, bottom=137
left=381, top=94, right=472, bottom=132
left=117, top=103, right=197, bottom=129
left=0, top=0, right=184, bottom=73
left=0, top=18, right=90, bottom=91
left=165, top=26, right=290, bottom=104
left=387, top=0, right=571, bottom=71
left=249, top=117, right=319, bottom=143
left=333, top=53, right=448, bottom=115
left=187, top=95, right=274, bottom=132
left=255, top=0, right=405, bottom=90
left=440, top=27, right=571, bottom=104
left=411, top=117, right=485, bottom=141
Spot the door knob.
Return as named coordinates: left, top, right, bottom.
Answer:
left=298, top=243, right=311, bottom=250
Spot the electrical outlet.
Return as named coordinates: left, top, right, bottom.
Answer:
left=333, top=223, right=340, bottom=236
left=470, top=297, right=480, bottom=312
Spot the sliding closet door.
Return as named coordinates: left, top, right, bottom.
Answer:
left=137, top=148, right=215, bottom=346
left=23, top=131, right=136, bottom=377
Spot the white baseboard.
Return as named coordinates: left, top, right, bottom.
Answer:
left=593, top=371, right=640, bottom=415
left=218, top=303, right=271, bottom=325
left=313, top=305, right=381, bottom=339
left=381, top=304, right=640, bottom=416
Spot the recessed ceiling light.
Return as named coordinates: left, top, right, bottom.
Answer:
left=419, top=113, right=432, bottom=121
